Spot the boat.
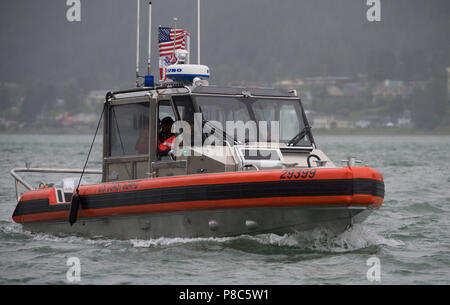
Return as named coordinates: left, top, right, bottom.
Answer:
left=10, top=2, right=384, bottom=239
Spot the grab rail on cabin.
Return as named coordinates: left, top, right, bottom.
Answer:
left=10, top=168, right=102, bottom=202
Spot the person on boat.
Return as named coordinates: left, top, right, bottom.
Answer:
left=158, top=116, right=175, bottom=156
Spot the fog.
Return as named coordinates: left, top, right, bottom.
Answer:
left=0, top=0, right=449, bottom=130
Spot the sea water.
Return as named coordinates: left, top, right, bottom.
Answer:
left=0, top=134, right=449, bottom=284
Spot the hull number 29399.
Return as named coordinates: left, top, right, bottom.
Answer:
left=280, top=169, right=317, bottom=180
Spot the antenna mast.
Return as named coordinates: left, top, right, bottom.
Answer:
left=147, top=2, right=152, bottom=75
left=136, top=0, right=141, bottom=87
left=197, top=0, right=201, bottom=64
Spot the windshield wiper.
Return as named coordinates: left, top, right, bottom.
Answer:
left=202, top=120, right=241, bottom=145
left=287, top=125, right=311, bottom=146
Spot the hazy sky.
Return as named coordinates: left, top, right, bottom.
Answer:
left=0, top=0, right=449, bottom=88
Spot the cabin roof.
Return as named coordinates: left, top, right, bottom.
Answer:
left=109, top=85, right=296, bottom=101
left=191, top=86, right=294, bottom=97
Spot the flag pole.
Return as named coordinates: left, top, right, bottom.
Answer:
left=186, top=34, right=190, bottom=64
left=158, top=25, right=163, bottom=82
left=173, top=17, right=178, bottom=61
left=197, top=0, right=201, bottom=64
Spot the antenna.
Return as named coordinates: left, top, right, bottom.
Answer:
left=197, top=0, right=201, bottom=64
left=136, top=0, right=141, bottom=87
left=147, top=2, right=152, bottom=75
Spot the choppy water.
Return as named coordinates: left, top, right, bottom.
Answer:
left=0, top=134, right=449, bottom=284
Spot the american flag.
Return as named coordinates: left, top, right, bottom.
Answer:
left=159, top=27, right=190, bottom=81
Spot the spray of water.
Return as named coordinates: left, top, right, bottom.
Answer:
left=129, top=224, right=404, bottom=252
left=248, top=225, right=403, bottom=252
left=1, top=220, right=403, bottom=253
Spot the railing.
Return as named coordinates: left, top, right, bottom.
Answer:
left=10, top=168, right=102, bottom=201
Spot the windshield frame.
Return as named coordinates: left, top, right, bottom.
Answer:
left=190, top=93, right=315, bottom=148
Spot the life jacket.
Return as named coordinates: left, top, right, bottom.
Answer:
left=158, top=135, right=176, bottom=153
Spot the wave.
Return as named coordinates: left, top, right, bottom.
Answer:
left=130, top=236, right=236, bottom=248
left=129, top=224, right=404, bottom=253
left=1, top=219, right=404, bottom=254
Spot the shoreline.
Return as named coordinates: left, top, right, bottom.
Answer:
left=0, top=127, right=100, bottom=136
left=313, top=128, right=450, bottom=136
left=1, top=128, right=449, bottom=137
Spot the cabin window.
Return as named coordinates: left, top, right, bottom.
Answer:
left=158, top=100, right=175, bottom=122
left=280, top=104, right=301, bottom=141
left=109, top=102, right=149, bottom=156
left=193, top=96, right=252, bottom=127
left=252, top=99, right=309, bottom=144
left=172, top=96, right=195, bottom=124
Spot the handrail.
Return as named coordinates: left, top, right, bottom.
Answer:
left=10, top=168, right=102, bottom=201
left=109, top=84, right=190, bottom=99
left=224, top=139, right=243, bottom=171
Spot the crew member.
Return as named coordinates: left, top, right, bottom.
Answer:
left=158, top=116, right=175, bottom=156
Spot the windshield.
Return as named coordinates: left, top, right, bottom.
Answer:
left=192, top=95, right=311, bottom=146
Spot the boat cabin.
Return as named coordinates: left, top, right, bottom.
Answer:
left=102, top=84, right=326, bottom=183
